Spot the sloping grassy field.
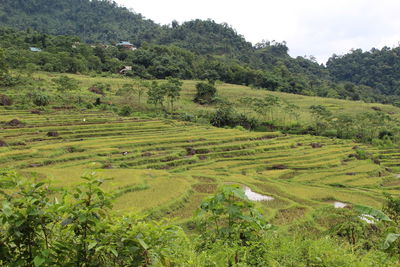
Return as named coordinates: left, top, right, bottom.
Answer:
left=1, top=104, right=398, bottom=224
left=23, top=72, right=400, bottom=124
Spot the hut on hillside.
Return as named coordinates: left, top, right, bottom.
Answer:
left=116, top=41, right=136, bottom=50
left=29, top=47, right=42, bottom=52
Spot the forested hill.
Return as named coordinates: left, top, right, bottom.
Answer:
left=0, top=0, right=161, bottom=45
left=327, top=47, right=400, bottom=97
left=0, top=0, right=253, bottom=57
left=0, top=0, right=331, bottom=90
left=0, top=0, right=317, bottom=66
left=2, top=0, right=400, bottom=104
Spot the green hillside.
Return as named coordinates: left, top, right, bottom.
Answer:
left=327, top=47, right=400, bottom=100
left=2, top=1, right=400, bottom=265
left=1, top=77, right=400, bottom=264
left=2, top=0, right=400, bottom=103
left=0, top=105, right=393, bottom=218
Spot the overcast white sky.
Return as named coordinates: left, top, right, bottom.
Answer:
left=115, top=0, right=400, bottom=64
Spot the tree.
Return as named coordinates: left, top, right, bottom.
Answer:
left=309, top=105, right=332, bottom=133
left=116, top=83, right=136, bottom=106
left=193, top=82, right=217, bottom=104
left=147, top=81, right=165, bottom=108
left=53, top=75, right=80, bottom=92
left=31, top=90, right=51, bottom=106
left=161, top=77, right=183, bottom=111
left=196, top=185, right=270, bottom=265
left=282, top=100, right=300, bottom=125
left=0, top=48, right=12, bottom=86
left=263, top=94, right=281, bottom=121
left=0, top=48, right=7, bottom=76
left=25, top=63, right=38, bottom=77
left=134, top=79, right=150, bottom=106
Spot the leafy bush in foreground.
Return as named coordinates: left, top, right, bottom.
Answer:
left=0, top=169, right=399, bottom=266
left=0, top=170, right=193, bottom=266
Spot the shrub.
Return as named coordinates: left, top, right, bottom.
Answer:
left=322, top=129, right=338, bottom=137
left=31, top=91, right=50, bottom=106
left=235, top=113, right=259, bottom=130
left=0, top=94, right=12, bottom=106
left=85, top=103, right=94, bottom=109
left=179, top=113, right=196, bottom=122
left=118, top=105, right=133, bottom=116
left=193, top=82, right=217, bottom=104
left=210, top=105, right=258, bottom=129
left=355, top=149, right=369, bottom=160
left=210, top=104, right=236, bottom=127
left=53, top=75, right=80, bottom=92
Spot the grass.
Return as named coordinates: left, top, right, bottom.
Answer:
left=1, top=71, right=400, bottom=225
left=6, top=71, right=400, bottom=125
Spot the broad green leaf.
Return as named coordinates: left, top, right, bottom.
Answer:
left=353, top=204, right=391, bottom=222
left=33, top=256, right=46, bottom=267
left=383, top=233, right=400, bottom=250
left=138, top=238, right=149, bottom=250
left=88, top=241, right=97, bottom=250
left=110, top=248, right=118, bottom=257
left=2, top=203, right=12, bottom=217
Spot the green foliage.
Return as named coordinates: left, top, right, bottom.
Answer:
left=0, top=1, right=399, bottom=103
left=355, top=149, right=369, bottom=160
left=383, top=233, right=400, bottom=250
left=118, top=105, right=133, bottom=116
left=161, top=77, right=183, bottom=111
left=53, top=75, right=80, bottom=92
left=383, top=193, right=400, bottom=225
left=327, top=47, right=400, bottom=98
left=0, top=24, right=396, bottom=103
left=0, top=48, right=7, bottom=75
left=194, top=81, right=217, bottom=104
left=30, top=90, right=51, bottom=106
left=0, top=170, right=194, bottom=266
left=330, top=208, right=370, bottom=245
left=195, top=185, right=270, bottom=265
left=210, top=103, right=258, bottom=129
left=146, top=81, right=165, bottom=108
left=353, top=204, right=392, bottom=222
left=197, top=185, right=269, bottom=239
left=116, top=83, right=134, bottom=97
left=0, top=0, right=160, bottom=45
left=134, top=79, right=149, bottom=105
left=0, top=48, right=20, bottom=87
left=0, top=169, right=55, bottom=266
left=310, top=104, right=332, bottom=119
left=381, top=194, right=400, bottom=256
left=1, top=169, right=399, bottom=265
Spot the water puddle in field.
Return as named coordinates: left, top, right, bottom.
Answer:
left=244, top=187, right=274, bottom=201
left=224, top=182, right=274, bottom=201
left=333, top=201, right=348, bottom=208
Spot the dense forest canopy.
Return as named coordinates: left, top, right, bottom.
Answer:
left=327, top=46, right=400, bottom=96
left=0, top=27, right=387, bottom=103
left=0, top=0, right=161, bottom=45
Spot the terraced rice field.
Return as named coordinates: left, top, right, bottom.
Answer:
left=0, top=107, right=397, bottom=223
